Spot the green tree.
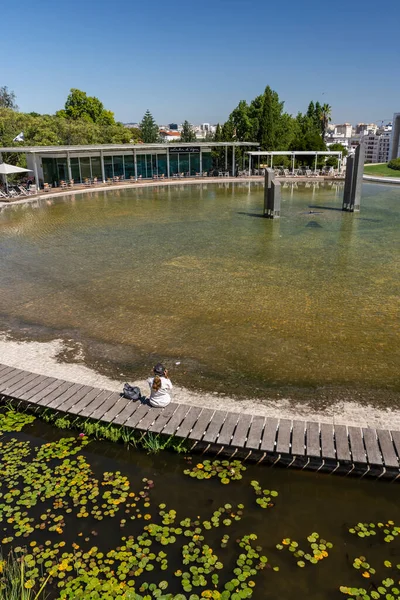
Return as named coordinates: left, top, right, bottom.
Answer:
left=320, top=103, right=332, bottom=139
left=328, top=142, right=348, bottom=157
left=229, top=100, right=251, bottom=141
left=0, top=86, right=18, bottom=110
left=139, top=109, right=159, bottom=143
left=60, top=88, right=115, bottom=124
left=180, top=120, right=196, bottom=143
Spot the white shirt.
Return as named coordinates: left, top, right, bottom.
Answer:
left=147, top=376, right=173, bottom=408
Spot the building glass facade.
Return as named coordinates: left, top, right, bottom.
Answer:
left=42, top=150, right=214, bottom=185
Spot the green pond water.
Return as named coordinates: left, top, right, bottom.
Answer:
left=1, top=418, right=400, bottom=600
left=0, top=182, right=399, bottom=406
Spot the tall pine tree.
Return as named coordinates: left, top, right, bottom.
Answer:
left=139, top=110, right=159, bottom=143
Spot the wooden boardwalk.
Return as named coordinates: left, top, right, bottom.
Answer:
left=0, top=363, right=399, bottom=480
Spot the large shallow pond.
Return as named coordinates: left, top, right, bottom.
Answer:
left=0, top=182, right=399, bottom=406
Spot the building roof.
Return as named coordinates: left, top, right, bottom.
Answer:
left=0, top=142, right=258, bottom=154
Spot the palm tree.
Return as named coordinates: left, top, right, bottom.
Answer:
left=320, top=104, right=332, bottom=139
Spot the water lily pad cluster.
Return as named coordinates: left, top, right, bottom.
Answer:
left=0, top=409, right=35, bottom=434
left=183, top=459, right=246, bottom=484
left=276, top=532, right=332, bottom=567
left=250, top=481, right=278, bottom=508
left=0, top=416, right=275, bottom=600
left=339, top=555, right=400, bottom=599
left=349, top=521, right=400, bottom=543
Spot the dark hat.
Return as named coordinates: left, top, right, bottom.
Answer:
left=153, top=363, right=165, bottom=375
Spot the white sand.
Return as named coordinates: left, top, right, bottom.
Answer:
left=0, top=335, right=399, bottom=430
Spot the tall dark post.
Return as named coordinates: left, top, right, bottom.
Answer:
left=264, top=168, right=274, bottom=216
left=342, top=142, right=364, bottom=212
left=342, top=154, right=354, bottom=210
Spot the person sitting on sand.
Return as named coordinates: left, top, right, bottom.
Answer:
left=148, top=363, right=172, bottom=408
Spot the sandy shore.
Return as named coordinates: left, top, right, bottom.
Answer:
left=0, top=335, right=399, bottom=431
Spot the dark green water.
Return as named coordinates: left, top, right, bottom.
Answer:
left=0, top=182, right=399, bottom=405
left=2, top=421, right=400, bottom=600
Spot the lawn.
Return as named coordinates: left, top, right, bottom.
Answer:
left=364, top=163, right=400, bottom=178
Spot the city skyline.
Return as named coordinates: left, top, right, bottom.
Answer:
left=2, top=0, right=399, bottom=125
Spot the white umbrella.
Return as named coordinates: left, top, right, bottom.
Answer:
left=0, top=162, right=32, bottom=193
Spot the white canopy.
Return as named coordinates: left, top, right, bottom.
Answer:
left=0, top=162, right=32, bottom=194
left=0, top=162, right=31, bottom=174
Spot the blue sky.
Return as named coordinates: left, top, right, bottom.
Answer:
left=2, top=0, right=399, bottom=126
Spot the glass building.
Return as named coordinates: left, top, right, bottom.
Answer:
left=0, top=142, right=258, bottom=188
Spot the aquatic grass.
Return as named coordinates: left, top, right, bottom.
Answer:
left=0, top=550, right=51, bottom=600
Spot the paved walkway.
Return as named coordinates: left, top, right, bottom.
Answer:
left=0, top=363, right=399, bottom=479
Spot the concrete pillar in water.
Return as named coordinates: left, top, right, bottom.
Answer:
left=263, top=168, right=274, bottom=216
left=342, top=142, right=364, bottom=212
left=269, top=180, right=281, bottom=218
left=342, top=154, right=354, bottom=210
left=350, top=142, right=364, bottom=211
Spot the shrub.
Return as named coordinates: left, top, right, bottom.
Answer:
left=388, top=158, right=400, bottom=170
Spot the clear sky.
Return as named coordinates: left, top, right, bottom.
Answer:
left=2, top=0, right=399, bottom=126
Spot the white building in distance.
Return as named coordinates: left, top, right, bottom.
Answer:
left=363, top=124, right=392, bottom=163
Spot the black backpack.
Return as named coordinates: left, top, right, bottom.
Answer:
left=123, top=383, right=141, bottom=401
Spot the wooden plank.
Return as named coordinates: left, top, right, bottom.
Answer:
left=25, top=378, right=66, bottom=403
left=0, top=367, right=21, bottom=386
left=320, top=423, right=336, bottom=459
left=36, top=381, right=75, bottom=407
left=246, top=416, right=265, bottom=450
left=203, top=410, right=228, bottom=443
left=67, top=388, right=104, bottom=415
left=0, top=364, right=13, bottom=375
left=77, top=390, right=113, bottom=417
left=5, top=373, right=44, bottom=397
left=276, top=419, right=292, bottom=454
left=362, top=428, right=383, bottom=466
left=217, top=412, right=240, bottom=445
left=348, top=426, right=367, bottom=463
left=377, top=429, right=399, bottom=468
left=188, top=408, right=215, bottom=440
left=124, top=403, right=152, bottom=428
left=112, top=400, right=142, bottom=426
left=162, top=404, right=191, bottom=436
left=135, top=407, right=160, bottom=431
left=87, top=392, right=120, bottom=420
left=46, top=383, right=84, bottom=410
left=231, top=413, right=252, bottom=448
left=101, top=396, right=131, bottom=423
left=291, top=420, right=306, bottom=456
left=306, top=421, right=321, bottom=458
left=148, top=403, right=179, bottom=433
left=260, top=417, right=278, bottom=452
left=334, top=425, right=351, bottom=462
left=59, top=386, right=97, bottom=412
left=174, top=406, right=202, bottom=439
left=1, top=371, right=30, bottom=392
left=391, top=430, right=400, bottom=462
left=12, top=375, right=51, bottom=398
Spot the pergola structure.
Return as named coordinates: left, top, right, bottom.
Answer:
left=247, top=150, right=343, bottom=176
